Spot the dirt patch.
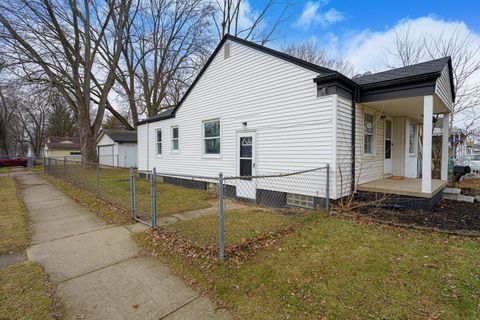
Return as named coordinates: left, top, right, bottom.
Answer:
left=461, top=188, right=480, bottom=197
left=354, top=199, right=480, bottom=232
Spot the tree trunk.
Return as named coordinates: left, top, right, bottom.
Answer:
left=77, top=105, right=97, bottom=163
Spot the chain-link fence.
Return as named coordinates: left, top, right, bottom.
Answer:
left=45, top=157, right=329, bottom=260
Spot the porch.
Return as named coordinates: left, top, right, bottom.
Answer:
left=357, top=177, right=447, bottom=198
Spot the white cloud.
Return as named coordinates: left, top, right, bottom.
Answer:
left=295, top=1, right=345, bottom=29
left=327, top=16, right=480, bottom=127
left=338, top=16, right=480, bottom=74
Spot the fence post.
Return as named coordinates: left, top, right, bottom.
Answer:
left=130, top=167, right=136, bottom=219
left=218, top=172, right=225, bottom=261
left=63, top=157, right=67, bottom=181
left=96, top=163, right=100, bottom=196
left=43, top=156, right=46, bottom=173
left=151, top=167, right=157, bottom=228
left=326, top=164, right=330, bottom=213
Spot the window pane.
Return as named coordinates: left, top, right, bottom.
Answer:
left=205, top=138, right=220, bottom=154
left=172, top=127, right=178, bottom=139
left=385, top=120, right=392, bottom=139
left=240, top=159, right=252, bottom=177
left=385, top=140, right=391, bottom=159
left=364, top=134, right=372, bottom=154
left=409, top=124, right=416, bottom=153
left=240, top=137, right=252, bottom=157
left=173, top=140, right=179, bottom=150
left=157, top=130, right=162, bottom=142
left=364, top=114, right=373, bottom=134
left=157, top=143, right=162, bottom=154
left=204, top=121, right=220, bottom=138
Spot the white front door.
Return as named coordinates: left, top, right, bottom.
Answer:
left=236, top=132, right=256, bottom=199
left=384, top=118, right=393, bottom=175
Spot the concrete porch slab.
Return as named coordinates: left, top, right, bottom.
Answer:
left=357, top=178, right=447, bottom=198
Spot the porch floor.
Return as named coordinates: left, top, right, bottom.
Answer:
left=357, top=178, right=447, bottom=198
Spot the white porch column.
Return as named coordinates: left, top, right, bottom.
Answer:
left=441, top=113, right=450, bottom=181
left=422, top=95, right=433, bottom=193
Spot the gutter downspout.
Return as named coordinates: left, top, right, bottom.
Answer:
left=146, top=122, right=150, bottom=171
left=351, top=90, right=358, bottom=195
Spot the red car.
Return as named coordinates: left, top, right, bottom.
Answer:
left=0, top=155, right=28, bottom=167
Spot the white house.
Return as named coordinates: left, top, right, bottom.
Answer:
left=136, top=35, right=455, bottom=210
left=97, top=129, right=137, bottom=167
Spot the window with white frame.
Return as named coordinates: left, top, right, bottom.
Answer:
left=156, top=130, right=162, bottom=154
left=203, top=119, right=220, bottom=154
left=364, top=112, right=374, bottom=154
left=171, top=126, right=179, bottom=151
left=409, top=124, right=417, bottom=154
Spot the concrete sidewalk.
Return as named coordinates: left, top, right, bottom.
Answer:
left=15, top=170, right=231, bottom=320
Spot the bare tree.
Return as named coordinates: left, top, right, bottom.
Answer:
left=0, top=0, right=133, bottom=161
left=282, top=40, right=355, bottom=76
left=383, top=24, right=480, bottom=132
left=0, top=79, right=19, bottom=154
left=112, top=0, right=212, bottom=119
left=15, top=90, right=48, bottom=156
left=46, top=92, right=78, bottom=138
left=213, top=0, right=292, bottom=44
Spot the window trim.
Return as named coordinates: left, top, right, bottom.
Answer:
left=156, top=129, right=162, bottom=156
left=171, top=126, right=179, bottom=153
left=363, top=111, right=375, bottom=156
left=202, top=119, right=221, bottom=157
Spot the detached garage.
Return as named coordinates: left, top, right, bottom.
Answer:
left=97, top=129, right=137, bottom=168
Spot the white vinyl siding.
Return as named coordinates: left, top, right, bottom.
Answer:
left=354, top=105, right=384, bottom=185
left=137, top=40, right=334, bottom=198
left=435, top=65, right=453, bottom=110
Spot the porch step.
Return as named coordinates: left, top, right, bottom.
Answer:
left=442, top=193, right=475, bottom=203
left=443, top=187, right=461, bottom=195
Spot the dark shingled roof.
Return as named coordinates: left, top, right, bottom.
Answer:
left=102, top=129, right=137, bottom=143
left=137, top=35, right=454, bottom=125
left=353, top=57, right=451, bottom=86
left=46, top=136, right=80, bottom=150
left=137, top=108, right=175, bottom=125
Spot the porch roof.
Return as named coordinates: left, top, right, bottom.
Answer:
left=357, top=178, right=447, bottom=198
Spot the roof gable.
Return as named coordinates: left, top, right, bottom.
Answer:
left=98, top=129, right=137, bottom=143
left=137, top=35, right=336, bottom=125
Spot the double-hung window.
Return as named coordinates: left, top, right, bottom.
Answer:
left=156, top=130, right=162, bottom=155
left=364, top=113, right=374, bottom=155
left=171, top=126, right=179, bottom=151
left=203, top=119, right=220, bottom=155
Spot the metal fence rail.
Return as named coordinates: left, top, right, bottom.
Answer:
left=45, top=157, right=330, bottom=260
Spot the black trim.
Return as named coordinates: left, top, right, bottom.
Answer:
left=360, top=80, right=437, bottom=103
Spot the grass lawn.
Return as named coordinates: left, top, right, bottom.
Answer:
left=169, top=207, right=303, bottom=247
left=45, top=163, right=215, bottom=220
left=0, top=262, right=60, bottom=319
left=136, top=212, right=480, bottom=319
left=0, top=166, right=9, bottom=173
left=0, top=175, right=29, bottom=254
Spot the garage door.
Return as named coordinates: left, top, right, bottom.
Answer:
left=98, top=145, right=114, bottom=166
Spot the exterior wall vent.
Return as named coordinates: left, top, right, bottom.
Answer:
left=224, top=42, right=231, bottom=59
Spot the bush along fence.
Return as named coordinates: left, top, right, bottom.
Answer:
left=44, top=157, right=329, bottom=260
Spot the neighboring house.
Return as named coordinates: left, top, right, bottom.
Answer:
left=97, top=129, right=137, bottom=167
left=136, top=35, right=455, bottom=210
left=44, top=136, right=81, bottom=159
